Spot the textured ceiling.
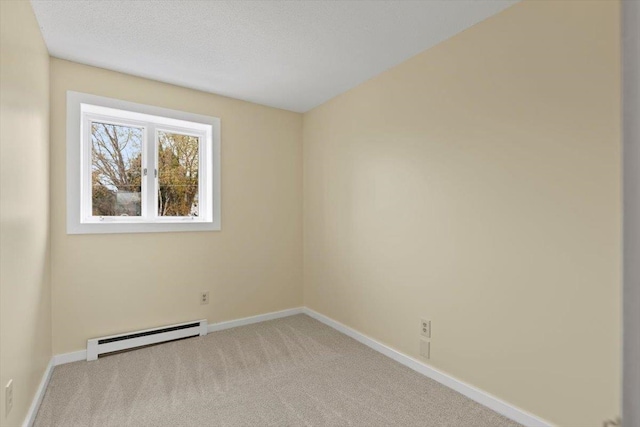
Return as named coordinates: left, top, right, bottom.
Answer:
left=30, top=0, right=517, bottom=112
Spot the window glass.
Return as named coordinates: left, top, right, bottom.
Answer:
left=157, top=131, right=199, bottom=217
left=91, top=122, right=143, bottom=217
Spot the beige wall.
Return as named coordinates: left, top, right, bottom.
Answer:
left=3, top=1, right=622, bottom=425
left=50, top=59, right=303, bottom=355
left=0, top=0, right=52, bottom=425
left=303, top=1, right=621, bottom=426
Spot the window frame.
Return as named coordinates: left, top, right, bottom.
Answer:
left=67, top=91, right=221, bottom=234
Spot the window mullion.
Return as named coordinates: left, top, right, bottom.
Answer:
left=144, top=125, right=157, bottom=220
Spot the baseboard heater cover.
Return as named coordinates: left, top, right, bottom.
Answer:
left=87, top=319, right=207, bottom=361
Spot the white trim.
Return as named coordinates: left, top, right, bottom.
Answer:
left=53, top=350, right=87, bottom=366
left=43, top=306, right=551, bottom=427
left=21, top=359, right=53, bottom=427
left=208, top=307, right=304, bottom=333
left=51, top=308, right=305, bottom=366
left=66, top=91, right=221, bottom=234
left=622, top=0, right=640, bottom=425
left=302, top=307, right=554, bottom=427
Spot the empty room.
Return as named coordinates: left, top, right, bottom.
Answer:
left=1, top=0, right=638, bottom=426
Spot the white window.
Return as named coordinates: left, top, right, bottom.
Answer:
left=67, top=92, right=221, bottom=234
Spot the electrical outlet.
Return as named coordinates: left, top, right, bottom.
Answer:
left=420, top=318, right=431, bottom=338
left=200, top=291, right=209, bottom=305
left=420, top=340, right=430, bottom=359
left=5, top=379, right=13, bottom=416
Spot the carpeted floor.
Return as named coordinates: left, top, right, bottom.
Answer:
left=35, top=314, right=521, bottom=427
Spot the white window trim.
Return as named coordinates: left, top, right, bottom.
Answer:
left=67, top=91, right=221, bottom=234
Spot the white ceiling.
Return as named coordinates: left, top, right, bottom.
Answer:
left=30, top=0, right=517, bottom=113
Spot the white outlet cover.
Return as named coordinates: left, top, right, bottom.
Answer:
left=420, top=340, right=431, bottom=359
left=420, top=319, right=431, bottom=338
left=201, top=291, right=210, bottom=304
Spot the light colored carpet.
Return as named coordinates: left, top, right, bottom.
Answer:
left=35, top=314, right=521, bottom=427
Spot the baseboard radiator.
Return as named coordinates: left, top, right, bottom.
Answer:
left=87, top=319, right=208, bottom=361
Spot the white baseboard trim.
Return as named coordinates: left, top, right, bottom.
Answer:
left=44, top=306, right=551, bottom=427
left=50, top=308, right=306, bottom=369
left=208, top=307, right=304, bottom=333
left=53, top=350, right=87, bottom=366
left=302, top=307, right=554, bottom=427
left=22, top=359, right=54, bottom=427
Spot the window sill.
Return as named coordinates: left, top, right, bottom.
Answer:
left=68, top=220, right=221, bottom=235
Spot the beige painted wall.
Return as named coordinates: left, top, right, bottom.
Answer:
left=5, top=1, right=621, bottom=425
left=50, top=59, right=303, bottom=355
left=303, top=1, right=621, bottom=426
left=0, top=0, right=52, bottom=425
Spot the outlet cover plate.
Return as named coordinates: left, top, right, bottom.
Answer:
left=420, top=340, right=431, bottom=359
left=200, top=291, right=209, bottom=305
left=420, top=318, right=431, bottom=338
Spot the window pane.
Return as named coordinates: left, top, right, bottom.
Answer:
left=91, top=122, right=143, bottom=217
left=157, top=131, right=199, bottom=217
